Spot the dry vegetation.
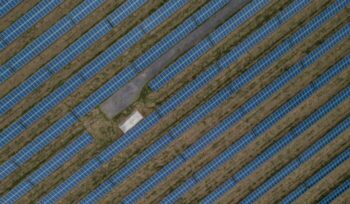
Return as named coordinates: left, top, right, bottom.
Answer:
left=174, top=40, right=350, bottom=203
left=256, top=130, right=350, bottom=204
left=1, top=0, right=348, bottom=203
left=100, top=0, right=334, bottom=202
left=217, top=99, right=350, bottom=203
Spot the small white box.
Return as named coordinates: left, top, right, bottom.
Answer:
left=119, top=110, right=144, bottom=133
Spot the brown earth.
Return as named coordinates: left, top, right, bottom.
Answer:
left=99, top=1, right=339, bottom=201
left=294, top=158, right=350, bottom=204
left=255, top=131, right=350, bottom=204
left=0, top=0, right=84, bottom=65
left=0, top=0, right=40, bottom=31
left=147, top=40, right=350, bottom=203
left=217, top=99, right=350, bottom=203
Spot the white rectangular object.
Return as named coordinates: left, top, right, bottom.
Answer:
left=119, top=110, right=144, bottom=133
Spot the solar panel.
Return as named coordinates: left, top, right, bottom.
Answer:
left=319, top=178, right=350, bottom=204
left=0, top=0, right=106, bottom=83
left=148, top=0, right=269, bottom=91
left=107, top=0, right=147, bottom=27
left=116, top=0, right=312, bottom=200
left=169, top=14, right=350, bottom=201
left=0, top=0, right=62, bottom=47
left=0, top=0, right=22, bottom=17
left=1, top=133, right=92, bottom=203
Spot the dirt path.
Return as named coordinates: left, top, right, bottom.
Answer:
left=217, top=99, right=350, bottom=203
left=256, top=131, right=350, bottom=203
left=144, top=40, right=349, bottom=203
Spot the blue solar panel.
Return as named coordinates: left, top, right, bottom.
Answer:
left=282, top=147, right=350, bottom=203
left=0, top=21, right=115, bottom=115
left=0, top=0, right=108, bottom=83
left=1, top=133, right=92, bottom=203
left=68, top=0, right=105, bottom=24
left=210, top=77, right=350, bottom=203
left=0, top=0, right=22, bottom=17
left=120, top=1, right=311, bottom=200
left=192, top=0, right=230, bottom=25
left=0, top=0, right=62, bottom=46
left=175, top=18, right=350, bottom=202
left=319, top=178, right=350, bottom=204
left=200, top=178, right=237, bottom=204
left=1, top=68, right=53, bottom=115
left=148, top=0, right=270, bottom=91
left=210, top=0, right=268, bottom=44
left=0, top=160, right=18, bottom=180
left=305, top=149, right=350, bottom=187
left=107, top=0, right=147, bottom=27
left=80, top=179, right=115, bottom=204
left=123, top=157, right=185, bottom=203
left=140, top=0, right=188, bottom=33
left=39, top=158, right=102, bottom=204
left=46, top=19, right=113, bottom=74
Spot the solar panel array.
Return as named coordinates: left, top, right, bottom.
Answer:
left=0, top=0, right=349, bottom=203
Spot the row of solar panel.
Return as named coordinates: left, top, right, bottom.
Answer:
left=71, top=0, right=235, bottom=118
left=0, top=0, right=62, bottom=50
left=240, top=87, right=350, bottom=203
left=319, top=177, right=350, bottom=203
left=35, top=0, right=264, bottom=202
left=148, top=0, right=269, bottom=91
left=281, top=138, right=350, bottom=203
left=62, top=0, right=348, bottom=202
left=0, top=0, right=233, bottom=170
left=40, top=0, right=307, bottom=202
left=103, top=0, right=301, bottom=200
left=125, top=5, right=350, bottom=203
left=0, top=0, right=186, bottom=146
left=0, top=0, right=21, bottom=17
left=1, top=132, right=93, bottom=203
left=90, top=2, right=350, bottom=203
left=0, top=0, right=192, bottom=186
left=0, top=0, right=109, bottom=84
left=0, top=0, right=148, bottom=115
left=199, top=25, right=350, bottom=203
